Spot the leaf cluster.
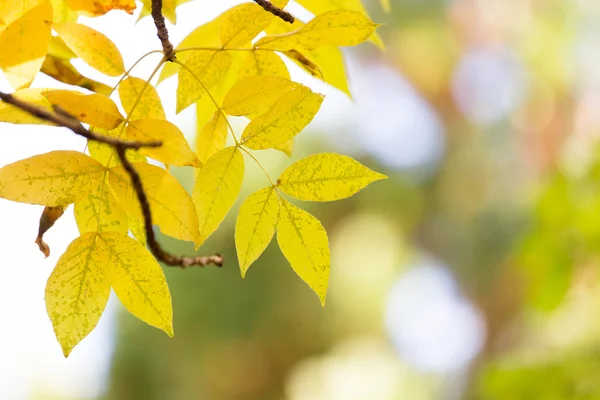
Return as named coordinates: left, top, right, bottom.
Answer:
left=0, top=0, right=387, bottom=356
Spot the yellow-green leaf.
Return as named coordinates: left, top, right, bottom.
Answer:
left=277, top=153, right=387, bottom=201
left=45, top=232, right=111, bottom=357
left=50, top=0, right=79, bottom=23
left=74, top=177, right=128, bottom=234
left=379, top=0, right=391, bottom=13
left=176, top=50, right=232, bottom=113
left=0, top=150, right=105, bottom=206
left=241, top=86, right=324, bottom=150
left=88, top=124, right=146, bottom=168
left=43, top=90, right=124, bottom=129
left=109, top=163, right=201, bottom=246
left=53, top=22, right=125, bottom=76
left=63, top=0, right=136, bottom=16
left=223, top=75, right=299, bottom=117
left=255, top=10, right=379, bottom=51
left=196, top=111, right=228, bottom=164
left=127, top=119, right=201, bottom=167
left=0, top=88, right=54, bottom=125
left=238, top=51, right=290, bottom=81
left=0, top=0, right=53, bottom=89
left=193, top=147, right=244, bottom=245
left=235, top=187, right=279, bottom=277
left=119, top=76, right=166, bottom=120
left=98, top=231, right=173, bottom=336
left=220, top=2, right=273, bottom=48
left=277, top=199, right=329, bottom=305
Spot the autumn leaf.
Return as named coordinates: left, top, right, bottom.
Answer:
left=43, top=90, right=124, bottom=129
left=0, top=150, right=105, bottom=206
left=0, top=0, right=53, bottom=89
left=277, top=153, right=387, bottom=201
left=220, top=2, right=274, bottom=48
left=255, top=11, right=379, bottom=51
left=53, top=22, right=125, bottom=76
left=74, top=176, right=128, bottom=234
left=277, top=199, right=330, bottom=306
left=196, top=111, right=228, bottom=164
left=50, top=0, right=79, bottom=23
left=87, top=124, right=147, bottom=168
left=98, top=231, right=173, bottom=336
left=223, top=75, right=299, bottom=117
left=45, top=232, right=111, bottom=357
left=241, top=86, right=324, bottom=150
left=63, top=0, right=136, bottom=16
left=194, top=147, right=244, bottom=245
left=41, top=56, right=112, bottom=95
left=36, top=205, right=67, bottom=258
left=119, top=77, right=166, bottom=121
left=235, top=187, right=279, bottom=277
left=109, top=162, right=202, bottom=246
left=127, top=119, right=201, bottom=167
left=176, top=50, right=233, bottom=113
left=238, top=51, right=290, bottom=81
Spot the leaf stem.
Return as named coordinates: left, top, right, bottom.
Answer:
left=239, top=146, right=275, bottom=186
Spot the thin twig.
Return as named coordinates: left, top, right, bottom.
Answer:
left=151, top=0, right=176, bottom=61
left=253, top=0, right=295, bottom=23
left=0, top=90, right=223, bottom=268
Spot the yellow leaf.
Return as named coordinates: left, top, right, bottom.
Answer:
left=128, top=214, right=147, bottom=246
left=0, top=150, right=105, bottom=206
left=0, top=88, right=54, bottom=125
left=282, top=49, right=323, bottom=79
left=45, top=232, right=111, bottom=357
left=158, top=16, right=222, bottom=83
left=43, top=90, right=123, bottom=129
left=277, top=199, right=329, bottom=305
left=195, top=52, right=244, bottom=131
left=0, top=0, right=52, bottom=89
left=277, top=153, right=387, bottom=201
left=222, top=75, right=299, bottom=117
left=273, top=138, right=294, bottom=157
left=220, top=3, right=274, bottom=48
left=97, top=231, right=173, bottom=336
left=53, top=22, right=125, bottom=77
left=63, top=0, right=136, bottom=16
left=196, top=111, right=228, bottom=164
left=176, top=50, right=232, bottom=113
left=50, top=0, right=79, bottom=23
left=293, top=0, right=384, bottom=49
left=0, top=0, right=45, bottom=36
left=119, top=76, right=166, bottom=121
left=193, top=147, right=244, bottom=245
left=241, top=86, right=324, bottom=150
left=41, top=56, right=112, bottom=95
left=109, top=163, right=201, bottom=246
left=255, top=11, right=379, bottom=51
left=295, top=47, right=350, bottom=96
left=74, top=176, right=128, bottom=234
left=238, top=51, right=290, bottom=81
left=47, top=36, right=76, bottom=60
left=127, top=119, right=201, bottom=167
left=235, top=187, right=279, bottom=277
left=88, top=124, right=146, bottom=168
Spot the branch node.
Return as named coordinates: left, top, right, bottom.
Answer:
left=151, top=0, right=176, bottom=61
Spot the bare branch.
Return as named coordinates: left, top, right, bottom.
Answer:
left=253, top=0, right=295, bottom=23
left=0, top=90, right=223, bottom=269
left=151, top=0, right=176, bottom=61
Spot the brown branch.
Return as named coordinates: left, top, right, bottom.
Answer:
left=0, top=91, right=223, bottom=269
left=253, top=0, right=295, bottom=23
left=151, top=0, right=175, bottom=61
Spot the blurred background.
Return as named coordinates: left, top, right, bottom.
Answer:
left=2, top=0, right=600, bottom=398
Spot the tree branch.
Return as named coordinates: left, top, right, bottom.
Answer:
left=253, top=0, right=295, bottom=23
left=151, top=0, right=176, bottom=61
left=0, top=91, right=223, bottom=269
